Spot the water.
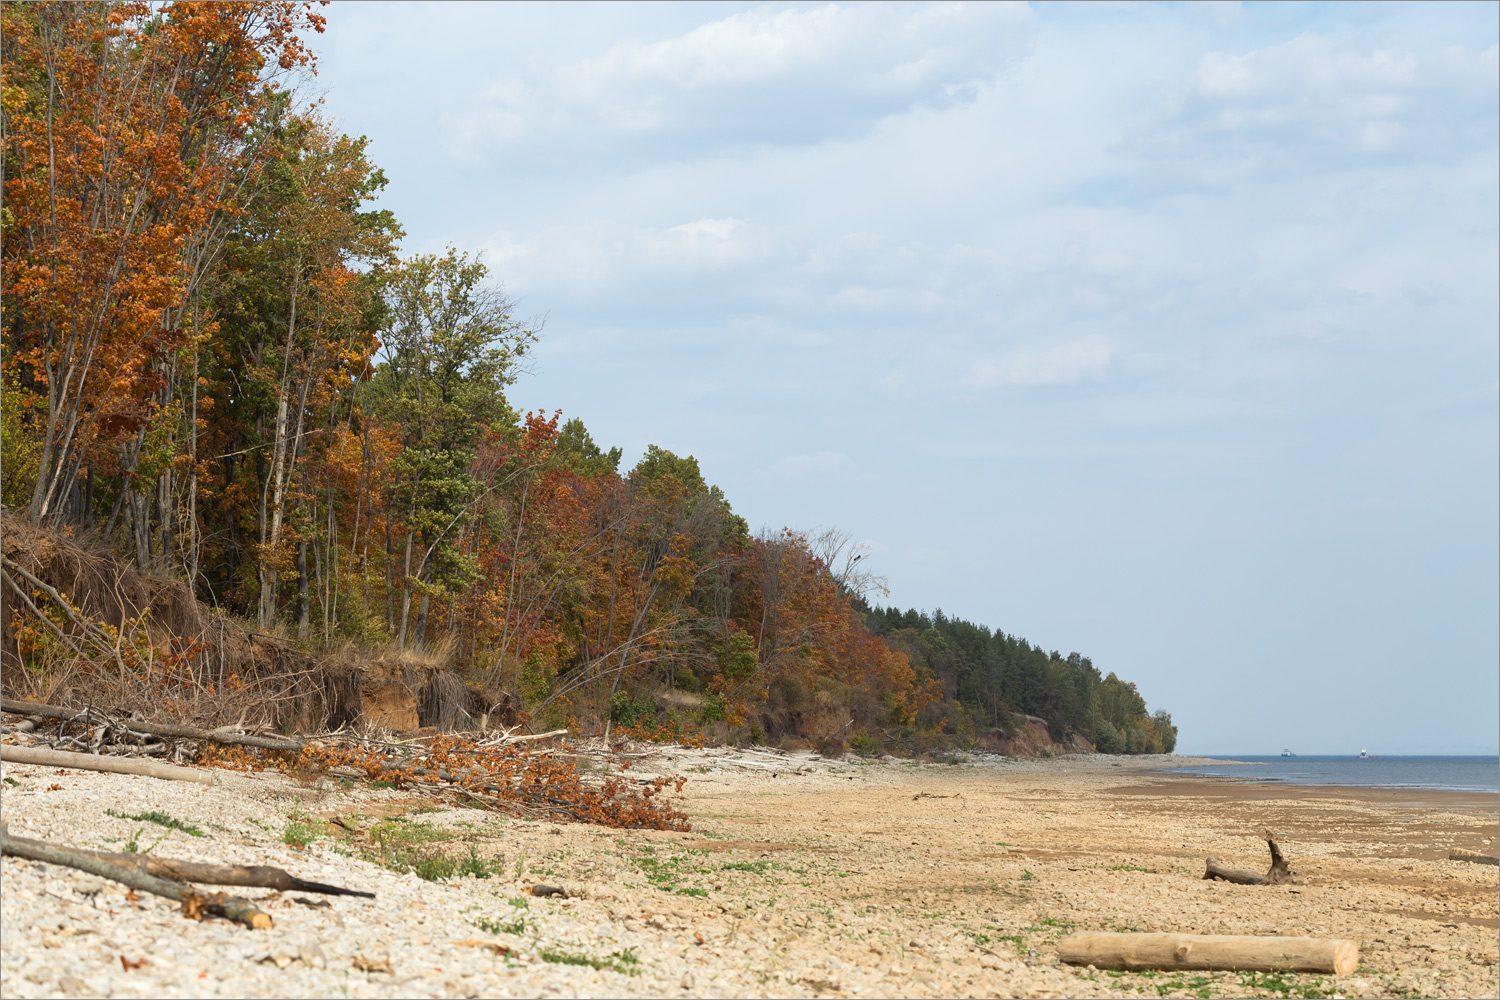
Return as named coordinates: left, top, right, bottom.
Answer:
left=1171, top=755, right=1499, bottom=793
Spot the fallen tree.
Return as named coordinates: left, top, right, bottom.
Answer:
left=1, top=833, right=272, bottom=930
left=1, top=698, right=305, bottom=751
left=1203, top=830, right=1301, bottom=885
left=0, top=745, right=213, bottom=785
left=1, top=832, right=373, bottom=897
left=1449, top=849, right=1499, bottom=866
left=1057, top=931, right=1358, bottom=975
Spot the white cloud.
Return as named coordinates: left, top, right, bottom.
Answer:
left=446, top=1, right=1033, bottom=166
left=483, top=217, right=772, bottom=293
left=1123, top=34, right=1499, bottom=189
left=969, top=336, right=1117, bottom=388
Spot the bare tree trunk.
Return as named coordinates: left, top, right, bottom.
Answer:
left=384, top=519, right=394, bottom=633
left=296, top=540, right=309, bottom=641
left=398, top=529, right=414, bottom=650
left=258, top=265, right=301, bottom=629
left=414, top=563, right=431, bottom=651
left=157, top=464, right=174, bottom=578
left=131, top=491, right=149, bottom=572
left=187, top=325, right=200, bottom=593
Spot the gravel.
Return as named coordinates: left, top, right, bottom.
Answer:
left=3, top=750, right=1495, bottom=999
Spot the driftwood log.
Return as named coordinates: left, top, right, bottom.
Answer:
left=1057, top=931, right=1358, bottom=975
left=1, top=698, right=304, bottom=752
left=1449, top=849, right=1500, bottom=866
left=1, top=833, right=272, bottom=930
left=1, top=833, right=373, bottom=897
left=1204, top=830, right=1301, bottom=885
left=0, top=745, right=213, bottom=784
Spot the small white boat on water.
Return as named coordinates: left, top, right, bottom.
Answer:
left=1358, top=748, right=1371, bottom=758
left=1281, top=748, right=1296, bottom=757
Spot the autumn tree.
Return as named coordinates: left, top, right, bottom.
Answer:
left=1, top=0, right=327, bottom=546
left=368, top=249, right=537, bottom=648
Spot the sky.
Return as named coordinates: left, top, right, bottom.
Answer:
left=312, top=1, right=1499, bottom=755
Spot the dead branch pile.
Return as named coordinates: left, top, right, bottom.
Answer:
left=202, top=732, right=691, bottom=831
left=2, top=699, right=690, bottom=831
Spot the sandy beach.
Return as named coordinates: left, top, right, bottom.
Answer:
left=2, top=749, right=1495, bottom=999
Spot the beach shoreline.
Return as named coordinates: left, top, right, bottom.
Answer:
left=2, top=748, right=1496, bottom=998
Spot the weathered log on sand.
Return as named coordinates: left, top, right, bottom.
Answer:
left=1203, top=829, right=1300, bottom=885
left=1, top=833, right=373, bottom=897
left=0, top=745, right=213, bottom=785
left=1449, top=849, right=1500, bottom=866
left=1, top=698, right=304, bottom=752
left=1057, top=932, right=1358, bottom=975
left=1, top=833, right=271, bottom=930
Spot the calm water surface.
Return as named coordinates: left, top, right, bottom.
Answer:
left=1172, top=755, right=1499, bottom=793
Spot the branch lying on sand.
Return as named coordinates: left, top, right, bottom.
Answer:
left=2, top=699, right=304, bottom=752
left=1057, top=931, right=1358, bottom=975
left=2, top=832, right=373, bottom=897
left=0, top=745, right=213, bottom=785
left=1203, top=830, right=1302, bottom=885
left=1, top=833, right=272, bottom=930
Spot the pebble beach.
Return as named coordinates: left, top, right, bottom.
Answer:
left=2, top=749, right=1496, bottom=999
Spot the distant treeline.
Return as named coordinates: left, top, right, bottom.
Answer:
left=865, top=607, right=1177, bottom=754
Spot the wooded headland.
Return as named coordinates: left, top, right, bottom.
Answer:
left=0, top=2, right=1172, bottom=753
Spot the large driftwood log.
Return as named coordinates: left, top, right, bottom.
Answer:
left=1, top=833, right=271, bottom=929
left=0, top=745, right=214, bottom=784
left=1058, top=932, right=1358, bottom=975
left=1449, top=849, right=1500, bottom=866
left=1, top=833, right=373, bottom=897
left=1, top=698, right=304, bottom=752
left=1203, top=830, right=1300, bottom=885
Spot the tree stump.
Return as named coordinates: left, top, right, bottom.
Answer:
left=1203, top=830, right=1301, bottom=885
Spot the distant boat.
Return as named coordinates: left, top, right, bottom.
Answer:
left=1358, top=748, right=1373, bottom=758
left=1281, top=748, right=1296, bottom=757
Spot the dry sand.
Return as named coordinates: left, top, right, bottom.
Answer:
left=1, top=748, right=1496, bottom=999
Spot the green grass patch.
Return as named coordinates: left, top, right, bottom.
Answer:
left=105, top=808, right=204, bottom=838
left=458, top=843, right=505, bottom=879
left=539, top=945, right=640, bottom=975
left=635, top=851, right=711, bottom=895
left=342, top=815, right=461, bottom=881
left=475, top=913, right=529, bottom=936
left=1235, top=971, right=1329, bottom=999
left=281, top=808, right=326, bottom=849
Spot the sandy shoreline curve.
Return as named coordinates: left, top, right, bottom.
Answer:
left=2, top=749, right=1495, bottom=999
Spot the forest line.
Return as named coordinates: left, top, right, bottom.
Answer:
left=0, top=1, right=1174, bottom=754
